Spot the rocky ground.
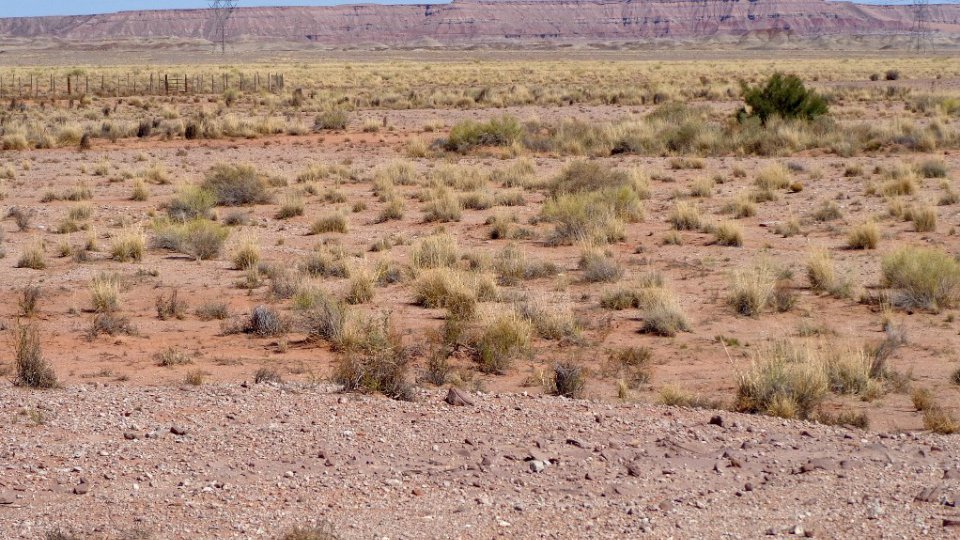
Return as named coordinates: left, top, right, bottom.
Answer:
left=1, top=383, right=959, bottom=539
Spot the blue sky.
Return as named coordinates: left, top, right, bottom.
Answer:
left=1, top=1, right=447, bottom=17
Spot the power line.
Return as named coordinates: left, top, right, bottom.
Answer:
left=209, top=0, right=238, bottom=54
left=911, top=0, right=933, bottom=52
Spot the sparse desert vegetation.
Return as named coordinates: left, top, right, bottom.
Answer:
left=0, top=52, right=956, bottom=445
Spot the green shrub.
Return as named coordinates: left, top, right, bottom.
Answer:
left=13, top=323, right=57, bottom=389
left=167, top=185, right=216, bottom=221
left=444, top=115, right=522, bottom=152
left=738, top=73, right=829, bottom=125
left=882, top=247, right=960, bottom=310
left=333, top=315, right=413, bottom=401
left=310, top=213, right=348, bottom=234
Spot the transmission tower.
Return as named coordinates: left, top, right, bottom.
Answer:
left=911, top=0, right=933, bottom=52
left=209, top=0, right=238, bottom=54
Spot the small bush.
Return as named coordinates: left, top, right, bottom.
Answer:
left=196, top=301, right=230, bottom=321
left=346, top=267, right=375, bottom=305
left=811, top=200, right=842, bottom=222
left=17, top=241, right=46, bottom=270
left=377, top=197, right=405, bottom=222
left=314, top=110, right=349, bottom=130
left=469, top=311, right=532, bottom=374
left=578, top=247, right=623, bottom=283
left=13, top=323, right=57, bottom=389
left=412, top=233, right=459, bottom=269
left=847, top=222, right=880, bottom=249
left=738, top=72, right=828, bottom=125
left=230, top=235, right=261, bottom=270
left=156, top=289, right=188, bottom=320
left=155, top=347, right=191, bottom=367
left=639, top=287, right=690, bottom=337
left=333, top=315, right=413, bottom=401
left=88, top=312, right=136, bottom=338
left=735, top=342, right=828, bottom=420
left=610, top=347, right=653, bottom=388
left=729, top=259, right=778, bottom=317
left=882, top=246, right=960, bottom=310
left=130, top=180, right=150, bottom=201
left=90, top=273, right=121, bottom=313
left=279, top=523, right=341, bottom=540
left=754, top=163, right=791, bottom=190
left=111, top=228, right=146, bottom=262
left=276, top=193, right=305, bottom=219
left=444, top=116, right=522, bottom=152
left=712, top=221, right=743, bottom=247
left=167, top=185, right=216, bottom=221
left=310, top=213, right=348, bottom=234
left=254, top=367, right=282, bottom=384
left=244, top=305, right=288, bottom=337
left=423, top=188, right=464, bottom=222
left=550, top=362, right=586, bottom=398
left=201, top=163, right=271, bottom=206
left=919, top=159, right=948, bottom=179
left=18, top=284, right=41, bottom=317
left=911, top=205, right=937, bottom=232
left=414, top=269, right=480, bottom=320
left=669, top=201, right=701, bottom=231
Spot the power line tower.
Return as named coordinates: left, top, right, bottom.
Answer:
left=209, top=0, right=239, bottom=54
left=911, top=0, right=933, bottom=52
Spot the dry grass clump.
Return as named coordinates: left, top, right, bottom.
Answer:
left=276, top=193, right=305, bottom=219
left=279, top=523, right=341, bottom=540
left=881, top=246, right=960, bottom=310
left=846, top=221, right=880, bottom=249
left=90, top=273, right=121, bottom=313
left=807, top=249, right=839, bottom=292
left=156, top=289, right=188, bottom=320
left=729, top=258, right=779, bottom=317
left=17, top=240, right=46, bottom=270
left=412, top=233, right=459, bottom=269
left=610, top=346, right=653, bottom=388
left=541, top=161, right=644, bottom=245
left=346, top=267, right=375, bottom=305
left=735, top=341, right=827, bottom=420
left=910, top=204, right=937, bottom=232
left=13, top=323, right=57, bottom=389
left=333, top=315, right=414, bottom=401
left=196, top=301, right=230, bottom=321
left=153, top=219, right=229, bottom=261
left=443, top=115, right=522, bottom=152
left=548, top=361, right=586, bottom=398
left=423, top=187, right=463, bottom=222
left=201, top=163, right=272, bottom=206
left=490, top=158, right=536, bottom=188
left=515, top=295, right=580, bottom=341
left=917, top=158, right=947, bottom=178
left=154, top=347, right=192, bottom=367
left=377, top=196, right=405, bottom=223
left=315, top=110, right=349, bottom=130
left=711, top=221, right=743, bottom=246
left=668, top=201, right=701, bottom=231
left=753, top=163, right=792, bottom=190
left=468, top=310, right=532, bottom=374
left=167, top=185, right=216, bottom=221
left=18, top=284, right=41, bottom=317
left=923, top=406, right=959, bottom=434
left=721, top=197, right=757, bottom=218
left=414, top=268, right=497, bottom=320
left=880, top=166, right=918, bottom=197
left=493, top=243, right=559, bottom=285
left=300, top=249, right=351, bottom=279
left=310, top=213, right=348, bottom=234
left=811, top=200, right=842, bottom=222
left=230, top=234, right=261, bottom=270
left=130, top=180, right=150, bottom=201
left=639, top=286, right=690, bottom=337
left=110, top=228, right=146, bottom=262
left=578, top=246, right=623, bottom=283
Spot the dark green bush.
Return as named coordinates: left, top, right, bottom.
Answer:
left=738, top=73, right=828, bottom=125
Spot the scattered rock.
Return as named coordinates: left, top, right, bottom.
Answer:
left=123, top=432, right=139, bottom=440
left=73, top=480, right=89, bottom=495
left=170, top=426, right=188, bottom=436
left=708, top=415, right=724, bottom=427
left=529, top=460, right=546, bottom=473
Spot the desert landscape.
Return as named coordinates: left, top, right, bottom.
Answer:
left=2, top=0, right=960, bottom=538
